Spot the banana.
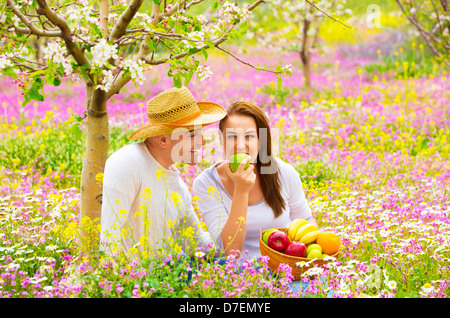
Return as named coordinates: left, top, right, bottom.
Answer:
left=294, top=223, right=317, bottom=241
left=299, top=230, right=322, bottom=245
left=287, top=218, right=309, bottom=241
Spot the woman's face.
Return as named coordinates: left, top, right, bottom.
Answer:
left=220, top=114, right=259, bottom=163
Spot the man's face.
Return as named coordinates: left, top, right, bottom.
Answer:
left=170, top=127, right=205, bottom=165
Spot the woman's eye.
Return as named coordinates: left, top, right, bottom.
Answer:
left=246, top=135, right=256, bottom=138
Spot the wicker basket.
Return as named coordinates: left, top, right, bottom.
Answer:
left=259, top=228, right=340, bottom=281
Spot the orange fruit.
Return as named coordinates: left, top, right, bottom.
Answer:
left=316, top=231, right=341, bottom=255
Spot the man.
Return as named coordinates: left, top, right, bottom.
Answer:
left=100, top=87, right=226, bottom=261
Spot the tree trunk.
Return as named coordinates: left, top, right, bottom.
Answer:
left=300, top=17, right=312, bottom=89
left=79, top=85, right=109, bottom=257
left=300, top=49, right=311, bottom=88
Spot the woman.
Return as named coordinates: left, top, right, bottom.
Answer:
left=192, top=101, right=317, bottom=259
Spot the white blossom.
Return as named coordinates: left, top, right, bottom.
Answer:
left=91, top=39, right=119, bottom=68
left=96, top=69, right=115, bottom=91
left=197, top=64, right=213, bottom=81
left=43, top=41, right=73, bottom=75
left=196, top=14, right=208, bottom=24
left=119, top=58, right=147, bottom=85
left=0, top=53, right=14, bottom=70
left=183, top=31, right=205, bottom=49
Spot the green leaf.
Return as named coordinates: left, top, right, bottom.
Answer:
left=2, top=67, right=17, bottom=79
left=83, top=43, right=91, bottom=52
left=201, top=47, right=208, bottom=61
left=45, top=71, right=54, bottom=85
left=147, top=40, right=156, bottom=52
left=277, top=76, right=283, bottom=89
left=184, top=71, right=194, bottom=87
left=152, top=0, right=161, bottom=4
left=53, top=78, right=61, bottom=87
left=27, top=87, right=44, bottom=102
left=29, top=70, right=46, bottom=78
left=22, top=95, right=31, bottom=107
left=92, top=24, right=103, bottom=38
left=173, top=73, right=182, bottom=88
left=212, top=0, right=219, bottom=11
left=239, top=21, right=248, bottom=33
left=70, top=124, right=83, bottom=139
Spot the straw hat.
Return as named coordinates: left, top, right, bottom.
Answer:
left=129, top=87, right=226, bottom=139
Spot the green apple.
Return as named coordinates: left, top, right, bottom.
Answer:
left=229, top=153, right=251, bottom=173
left=307, top=249, right=322, bottom=259
left=262, top=228, right=279, bottom=245
left=306, top=243, right=322, bottom=255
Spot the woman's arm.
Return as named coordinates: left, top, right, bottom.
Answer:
left=219, top=156, right=256, bottom=256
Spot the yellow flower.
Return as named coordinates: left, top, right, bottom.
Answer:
left=141, top=187, right=152, bottom=199
left=207, top=186, right=216, bottom=195
left=63, top=222, right=78, bottom=239
left=95, top=173, right=104, bottom=184
left=139, top=236, right=148, bottom=247
left=120, top=228, right=128, bottom=238
left=167, top=219, right=176, bottom=229
left=156, top=169, right=166, bottom=181
left=119, top=208, right=128, bottom=217
left=182, top=226, right=195, bottom=239
left=170, top=192, right=182, bottom=207
left=134, top=209, right=142, bottom=218
left=128, top=246, right=138, bottom=255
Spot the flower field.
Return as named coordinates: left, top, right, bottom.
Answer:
left=1, top=23, right=450, bottom=298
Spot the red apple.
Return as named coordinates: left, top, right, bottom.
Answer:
left=267, top=231, right=290, bottom=252
left=284, top=241, right=307, bottom=257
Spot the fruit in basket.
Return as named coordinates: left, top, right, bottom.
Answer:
left=306, top=243, right=322, bottom=255
left=287, top=218, right=309, bottom=241
left=262, top=228, right=278, bottom=245
left=229, top=153, right=251, bottom=173
left=316, top=231, right=341, bottom=255
left=299, top=230, right=322, bottom=244
left=267, top=231, right=290, bottom=252
left=307, top=249, right=322, bottom=259
left=293, top=223, right=318, bottom=241
left=284, top=241, right=307, bottom=257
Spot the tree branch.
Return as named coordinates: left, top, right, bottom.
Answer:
left=246, top=0, right=266, bottom=11
left=215, top=45, right=283, bottom=75
left=6, top=0, right=62, bottom=37
left=304, top=0, right=351, bottom=29
left=109, top=0, right=143, bottom=42
left=107, top=0, right=267, bottom=98
left=99, top=0, right=109, bottom=38
left=35, top=0, right=91, bottom=71
left=395, top=0, right=450, bottom=67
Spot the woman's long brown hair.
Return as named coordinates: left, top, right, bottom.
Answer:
left=219, top=101, right=285, bottom=218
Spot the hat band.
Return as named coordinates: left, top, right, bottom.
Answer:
left=170, top=110, right=202, bottom=125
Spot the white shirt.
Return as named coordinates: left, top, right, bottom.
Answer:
left=192, top=158, right=313, bottom=259
left=100, top=142, right=216, bottom=259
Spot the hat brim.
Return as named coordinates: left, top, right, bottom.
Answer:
left=129, top=102, right=226, bottom=139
